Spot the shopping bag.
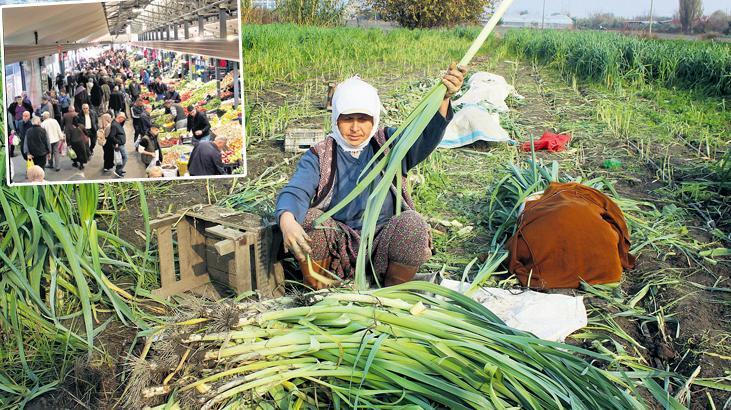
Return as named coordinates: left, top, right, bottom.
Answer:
left=26, top=159, right=34, bottom=169
left=146, top=151, right=159, bottom=171
left=114, top=149, right=123, bottom=166
left=68, top=147, right=77, bottom=160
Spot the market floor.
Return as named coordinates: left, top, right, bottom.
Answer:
left=9, top=115, right=149, bottom=183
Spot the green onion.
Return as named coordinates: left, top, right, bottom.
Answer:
left=132, top=281, right=658, bottom=409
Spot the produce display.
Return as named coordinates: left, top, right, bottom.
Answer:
left=222, top=133, right=243, bottom=165
left=162, top=145, right=193, bottom=166
left=134, top=57, right=244, bottom=175
left=158, top=132, right=181, bottom=148
left=211, top=121, right=242, bottom=141
left=152, top=113, right=173, bottom=129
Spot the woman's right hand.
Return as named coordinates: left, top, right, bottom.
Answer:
left=280, top=211, right=312, bottom=262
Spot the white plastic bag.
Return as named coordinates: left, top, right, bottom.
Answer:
left=146, top=151, right=159, bottom=171
left=439, top=105, right=511, bottom=148
left=113, top=149, right=123, bottom=166
left=453, top=72, right=523, bottom=112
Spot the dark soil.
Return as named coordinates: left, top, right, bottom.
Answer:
left=28, top=43, right=729, bottom=410
left=503, top=60, right=730, bottom=407
left=26, top=320, right=138, bottom=410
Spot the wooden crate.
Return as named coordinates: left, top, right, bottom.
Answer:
left=150, top=205, right=284, bottom=299
left=284, top=128, right=325, bottom=153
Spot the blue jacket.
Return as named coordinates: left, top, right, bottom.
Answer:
left=275, top=106, right=453, bottom=230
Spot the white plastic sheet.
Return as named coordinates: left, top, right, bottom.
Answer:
left=453, top=72, right=522, bottom=112
left=439, top=105, right=511, bottom=148
left=439, top=72, right=522, bottom=148
left=440, top=279, right=588, bottom=342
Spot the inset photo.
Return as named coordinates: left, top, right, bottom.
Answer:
left=2, top=0, right=244, bottom=185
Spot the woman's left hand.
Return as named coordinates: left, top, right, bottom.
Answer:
left=442, top=63, right=468, bottom=99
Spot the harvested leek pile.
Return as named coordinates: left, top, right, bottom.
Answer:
left=128, top=282, right=655, bottom=409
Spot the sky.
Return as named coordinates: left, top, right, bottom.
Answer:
left=505, top=0, right=731, bottom=18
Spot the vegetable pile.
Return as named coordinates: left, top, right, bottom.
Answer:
left=127, top=282, right=650, bottom=410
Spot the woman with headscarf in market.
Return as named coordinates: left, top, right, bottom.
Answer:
left=275, top=64, right=467, bottom=290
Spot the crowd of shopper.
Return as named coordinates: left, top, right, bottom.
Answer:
left=6, top=47, right=228, bottom=182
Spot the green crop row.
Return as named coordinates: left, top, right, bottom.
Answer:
left=502, top=29, right=731, bottom=96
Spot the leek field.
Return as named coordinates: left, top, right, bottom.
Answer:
left=243, top=24, right=731, bottom=409
left=1, top=22, right=729, bottom=409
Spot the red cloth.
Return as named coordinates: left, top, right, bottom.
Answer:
left=521, top=132, right=571, bottom=152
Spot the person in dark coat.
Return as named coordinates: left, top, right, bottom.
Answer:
left=76, top=72, right=87, bottom=89
left=73, top=84, right=90, bottom=113
left=139, top=125, right=163, bottom=168
left=106, top=113, right=128, bottom=177
left=17, top=111, right=33, bottom=159
left=23, top=117, right=51, bottom=169
left=164, top=100, right=187, bottom=130
left=186, top=105, right=211, bottom=145
left=139, top=105, right=153, bottom=138
left=90, top=79, right=103, bottom=113
left=130, top=99, right=145, bottom=142
left=128, top=79, right=141, bottom=102
left=77, top=104, right=99, bottom=154
left=48, top=90, right=63, bottom=123
left=63, top=106, right=78, bottom=132
left=8, top=95, right=30, bottom=134
left=188, top=136, right=228, bottom=176
left=8, top=122, right=16, bottom=158
left=21, top=92, right=34, bottom=113
left=164, top=85, right=181, bottom=103
left=109, top=86, right=125, bottom=116
left=152, top=77, right=167, bottom=101
left=66, top=72, right=76, bottom=95
left=55, top=73, right=65, bottom=93
left=67, top=123, right=90, bottom=169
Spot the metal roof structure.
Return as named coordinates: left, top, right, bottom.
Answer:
left=103, top=0, right=238, bottom=37
left=2, top=2, right=110, bottom=45
left=1, top=0, right=241, bottom=63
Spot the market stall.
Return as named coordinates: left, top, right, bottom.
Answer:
left=136, top=65, right=243, bottom=176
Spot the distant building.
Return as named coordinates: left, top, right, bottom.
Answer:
left=501, top=13, right=574, bottom=29
left=251, top=0, right=276, bottom=9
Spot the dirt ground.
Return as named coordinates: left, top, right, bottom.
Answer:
left=27, top=48, right=729, bottom=408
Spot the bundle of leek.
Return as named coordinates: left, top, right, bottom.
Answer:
left=132, top=282, right=664, bottom=410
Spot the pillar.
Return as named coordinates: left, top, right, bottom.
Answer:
left=233, top=62, right=240, bottom=109
left=219, top=6, right=227, bottom=39
left=198, top=15, right=205, bottom=37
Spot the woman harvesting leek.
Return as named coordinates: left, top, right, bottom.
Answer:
left=276, top=64, right=466, bottom=289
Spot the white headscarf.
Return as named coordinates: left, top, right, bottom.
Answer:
left=331, top=76, right=381, bottom=157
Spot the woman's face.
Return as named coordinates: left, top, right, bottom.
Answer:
left=337, top=113, right=374, bottom=147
